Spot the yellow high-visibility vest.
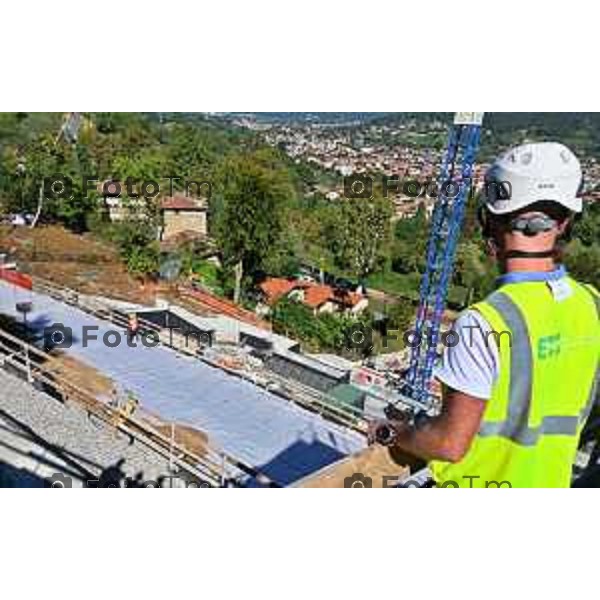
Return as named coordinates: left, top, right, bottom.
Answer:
left=431, top=277, right=600, bottom=488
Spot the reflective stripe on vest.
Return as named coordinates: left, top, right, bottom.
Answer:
left=477, top=290, right=595, bottom=446
left=582, top=285, right=600, bottom=423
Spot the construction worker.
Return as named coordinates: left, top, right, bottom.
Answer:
left=374, top=142, right=600, bottom=487
left=127, top=312, right=139, bottom=344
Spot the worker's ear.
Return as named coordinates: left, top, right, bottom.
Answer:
left=485, top=237, right=499, bottom=259
left=557, top=218, right=571, bottom=236
left=555, top=217, right=577, bottom=247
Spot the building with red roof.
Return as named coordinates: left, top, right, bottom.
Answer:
left=259, top=277, right=368, bottom=316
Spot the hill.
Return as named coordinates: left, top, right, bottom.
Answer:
left=370, top=112, right=600, bottom=158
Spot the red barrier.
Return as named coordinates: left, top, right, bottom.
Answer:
left=0, top=268, right=33, bottom=290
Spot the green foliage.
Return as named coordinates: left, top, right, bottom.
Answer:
left=385, top=300, right=416, bottom=332
left=212, top=149, right=297, bottom=297
left=271, top=298, right=318, bottom=344
left=572, top=202, right=600, bottom=247
left=369, top=112, right=600, bottom=159
left=391, top=203, right=429, bottom=274
left=453, top=240, right=497, bottom=299
left=0, top=112, right=262, bottom=282
left=564, top=239, right=600, bottom=287
left=0, top=112, right=249, bottom=228
left=101, top=220, right=160, bottom=279
left=563, top=202, right=600, bottom=288
left=193, top=261, right=220, bottom=288
left=368, top=201, right=498, bottom=305
left=328, top=195, right=393, bottom=279
left=271, top=297, right=356, bottom=353
left=188, top=259, right=226, bottom=295
left=3, top=111, right=599, bottom=317
left=261, top=244, right=301, bottom=279
left=0, top=113, right=62, bottom=150
left=125, top=243, right=160, bottom=278
left=366, top=271, right=421, bottom=299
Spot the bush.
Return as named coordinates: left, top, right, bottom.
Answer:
left=271, top=298, right=354, bottom=353
left=98, top=220, right=160, bottom=279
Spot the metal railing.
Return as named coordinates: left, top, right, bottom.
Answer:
left=33, top=276, right=368, bottom=432
left=0, top=325, right=282, bottom=487
left=27, top=276, right=369, bottom=470
left=33, top=277, right=204, bottom=359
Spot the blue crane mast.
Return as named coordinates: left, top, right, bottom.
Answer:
left=375, top=112, right=485, bottom=440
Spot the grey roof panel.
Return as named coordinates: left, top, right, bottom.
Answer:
left=0, top=281, right=365, bottom=485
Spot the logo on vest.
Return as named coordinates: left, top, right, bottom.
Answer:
left=537, top=334, right=561, bottom=360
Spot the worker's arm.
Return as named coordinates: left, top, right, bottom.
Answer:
left=382, top=308, right=498, bottom=462
left=382, top=386, right=486, bottom=463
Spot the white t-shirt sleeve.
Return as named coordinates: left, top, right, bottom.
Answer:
left=434, top=309, right=500, bottom=400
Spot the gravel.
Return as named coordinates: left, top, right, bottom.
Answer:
left=0, top=367, right=176, bottom=487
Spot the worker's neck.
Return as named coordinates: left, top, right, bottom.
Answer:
left=502, top=257, right=556, bottom=274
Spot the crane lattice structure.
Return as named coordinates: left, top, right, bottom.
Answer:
left=385, top=112, right=485, bottom=424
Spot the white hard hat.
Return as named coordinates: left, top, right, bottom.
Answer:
left=484, top=142, right=583, bottom=215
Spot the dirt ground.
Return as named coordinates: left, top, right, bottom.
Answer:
left=0, top=225, right=161, bottom=304
left=46, top=352, right=115, bottom=399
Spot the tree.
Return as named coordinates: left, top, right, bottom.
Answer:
left=125, top=243, right=160, bottom=279
left=213, top=151, right=295, bottom=302
left=572, top=201, right=600, bottom=247
left=564, top=239, right=600, bottom=288
left=390, top=203, right=429, bottom=274
left=329, top=195, right=393, bottom=280
left=166, top=123, right=221, bottom=182
left=453, top=240, right=497, bottom=300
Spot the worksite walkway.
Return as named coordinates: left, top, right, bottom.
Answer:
left=0, top=280, right=365, bottom=485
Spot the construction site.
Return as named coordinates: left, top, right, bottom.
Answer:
left=0, top=260, right=422, bottom=486
left=5, top=14, right=598, bottom=600
left=0, top=112, right=599, bottom=489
